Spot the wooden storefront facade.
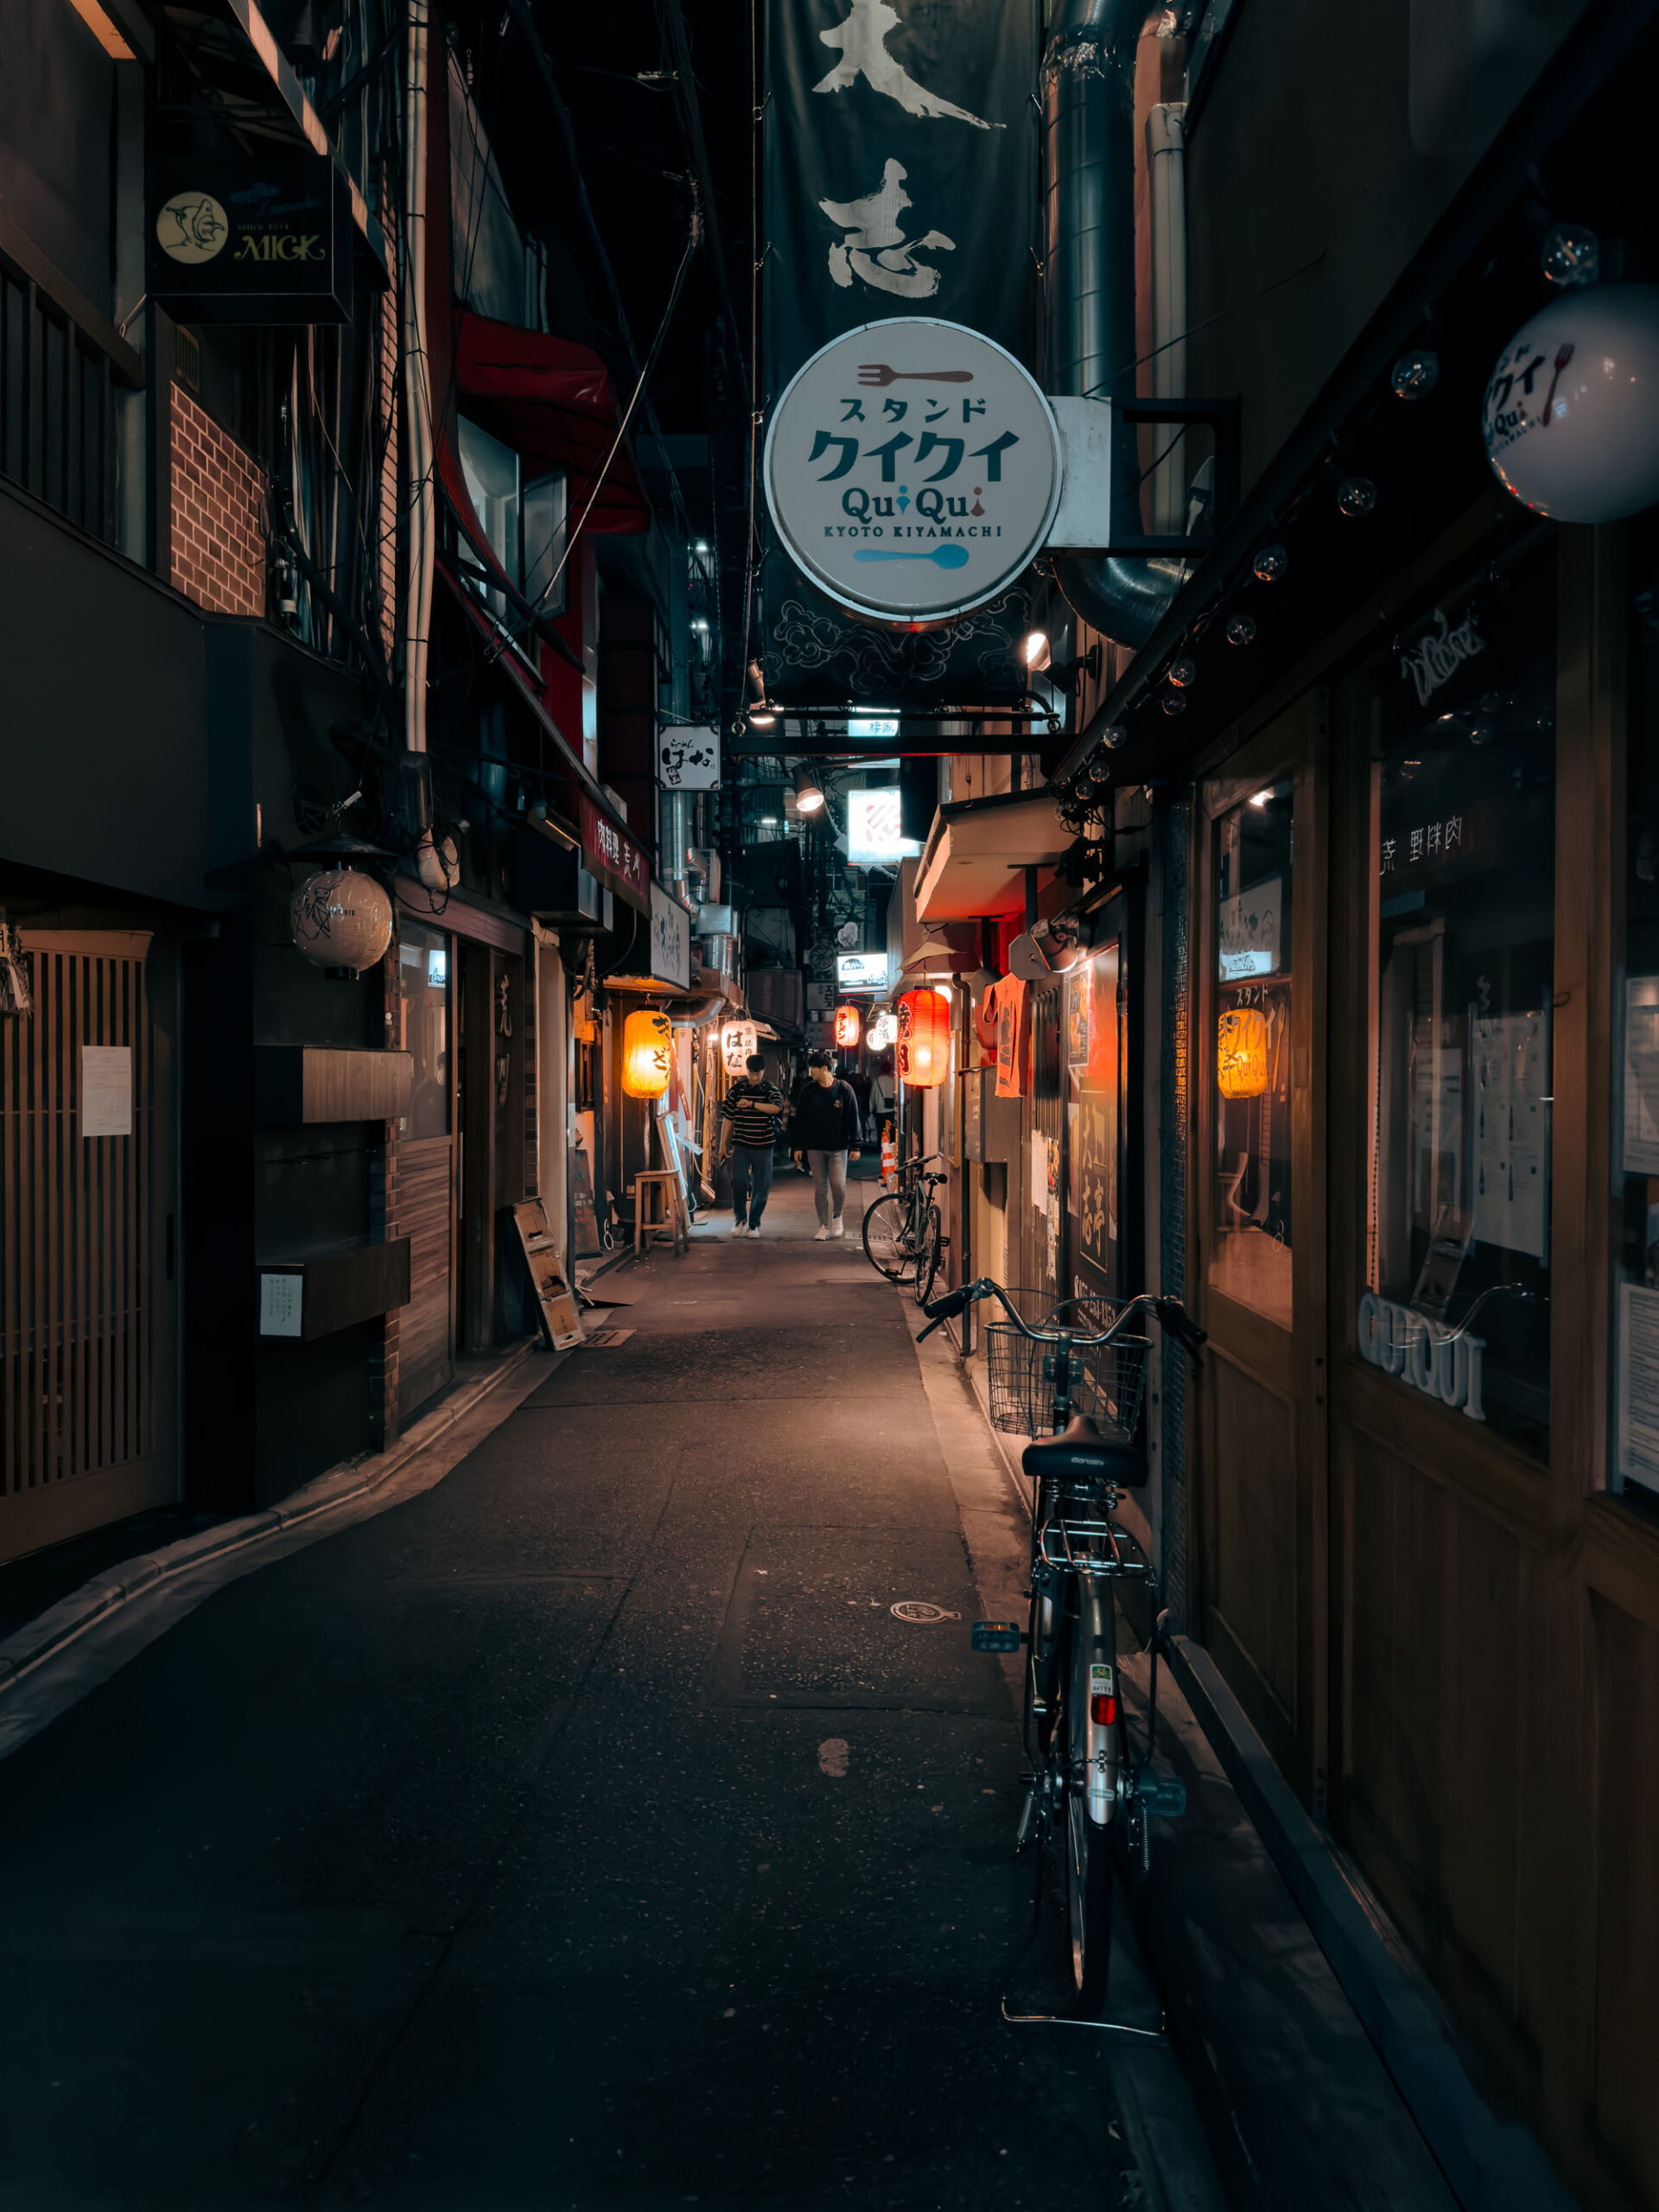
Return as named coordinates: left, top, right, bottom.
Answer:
left=1181, top=501, right=1659, bottom=2208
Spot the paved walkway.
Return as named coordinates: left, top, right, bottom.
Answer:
left=0, top=1172, right=1185, bottom=2209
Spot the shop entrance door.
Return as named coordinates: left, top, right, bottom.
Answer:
left=391, top=921, right=454, bottom=1423
left=1, top=930, right=179, bottom=1561
left=1192, top=695, right=1330, bottom=1803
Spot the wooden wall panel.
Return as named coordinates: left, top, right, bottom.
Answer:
left=1592, top=1592, right=1659, bottom=2208
left=1210, top=1351, right=1297, bottom=1725
left=393, top=1133, right=452, bottom=1421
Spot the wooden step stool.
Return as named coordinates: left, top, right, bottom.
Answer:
left=633, top=1168, right=689, bottom=1257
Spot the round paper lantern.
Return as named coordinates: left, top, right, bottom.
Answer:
left=623, top=1008, right=673, bottom=1098
left=290, top=868, right=392, bottom=976
left=1217, top=1007, right=1268, bottom=1099
left=897, top=988, right=950, bottom=1088
left=834, top=1002, right=861, bottom=1048
left=1483, top=283, right=1659, bottom=522
left=720, top=1019, right=759, bottom=1077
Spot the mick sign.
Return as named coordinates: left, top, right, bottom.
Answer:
left=763, top=316, right=1061, bottom=623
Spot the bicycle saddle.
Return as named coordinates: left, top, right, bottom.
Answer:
left=1022, top=1414, right=1147, bottom=1491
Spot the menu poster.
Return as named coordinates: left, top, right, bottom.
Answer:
left=1471, top=1007, right=1550, bottom=1262
left=1623, top=977, right=1659, bottom=1175
left=1618, top=1280, right=1659, bottom=1493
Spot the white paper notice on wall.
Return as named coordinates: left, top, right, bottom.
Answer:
left=80, top=1046, right=132, bottom=1137
left=1618, top=1280, right=1659, bottom=1491
left=1470, top=1007, right=1550, bottom=1261
left=1623, top=978, right=1659, bottom=1174
left=259, top=1272, right=304, bottom=1338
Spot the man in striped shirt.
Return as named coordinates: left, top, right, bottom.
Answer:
left=719, top=1052, right=786, bottom=1236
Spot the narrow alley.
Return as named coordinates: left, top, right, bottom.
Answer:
left=0, top=1178, right=1180, bottom=2209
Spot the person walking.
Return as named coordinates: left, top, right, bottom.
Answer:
left=791, top=1050, right=862, bottom=1241
left=719, top=1052, right=786, bottom=1236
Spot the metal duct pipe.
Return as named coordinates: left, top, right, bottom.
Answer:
left=402, top=0, right=434, bottom=752
left=1044, top=0, right=1183, bottom=650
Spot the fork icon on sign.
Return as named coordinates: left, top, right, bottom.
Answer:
left=855, top=365, right=975, bottom=386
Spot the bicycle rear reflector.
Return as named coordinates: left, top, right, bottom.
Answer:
left=971, top=1620, right=1023, bottom=1653
left=1090, top=1692, right=1118, bottom=1726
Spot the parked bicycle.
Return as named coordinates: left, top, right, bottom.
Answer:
left=919, top=1277, right=1206, bottom=2015
left=861, top=1150, right=949, bottom=1303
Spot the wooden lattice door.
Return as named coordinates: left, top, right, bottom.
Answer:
left=1, top=931, right=178, bottom=1561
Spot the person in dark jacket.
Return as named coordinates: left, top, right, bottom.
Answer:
left=791, top=1051, right=862, bottom=1240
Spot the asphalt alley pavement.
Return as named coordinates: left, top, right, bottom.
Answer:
left=0, top=1166, right=1204, bottom=2210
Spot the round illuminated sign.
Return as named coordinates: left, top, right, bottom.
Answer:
left=156, top=192, right=230, bottom=265
left=763, top=318, right=1062, bottom=625
left=1484, top=283, right=1659, bottom=523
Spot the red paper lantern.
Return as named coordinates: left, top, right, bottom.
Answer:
left=834, top=1002, right=861, bottom=1048
left=897, top=988, right=950, bottom=1088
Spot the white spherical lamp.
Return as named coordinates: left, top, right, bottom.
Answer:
left=290, top=868, right=393, bottom=976
left=1483, top=283, right=1659, bottom=523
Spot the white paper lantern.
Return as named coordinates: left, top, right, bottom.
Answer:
left=720, top=1019, right=759, bottom=1077
left=290, top=868, right=393, bottom=975
left=1483, top=283, right=1659, bottom=523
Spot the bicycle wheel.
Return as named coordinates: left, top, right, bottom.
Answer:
left=911, top=1204, right=943, bottom=1306
left=862, top=1193, right=917, bottom=1280
left=1054, top=1612, right=1114, bottom=2012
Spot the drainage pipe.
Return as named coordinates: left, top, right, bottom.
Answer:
left=402, top=0, right=434, bottom=753
left=1044, top=0, right=1184, bottom=650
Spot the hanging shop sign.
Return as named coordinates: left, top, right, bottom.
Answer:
left=764, top=318, right=1062, bottom=625
left=577, top=792, right=652, bottom=914
left=834, top=1003, right=862, bottom=1047
left=657, top=725, right=721, bottom=791
left=837, top=950, right=890, bottom=989
left=649, top=884, right=692, bottom=991
left=1483, top=282, right=1659, bottom=523
left=763, top=0, right=1038, bottom=387
left=846, top=787, right=922, bottom=866
left=721, top=1020, right=760, bottom=1076
left=149, top=136, right=352, bottom=325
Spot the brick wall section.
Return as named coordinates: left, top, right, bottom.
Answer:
left=169, top=384, right=267, bottom=618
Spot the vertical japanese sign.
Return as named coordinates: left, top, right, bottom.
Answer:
left=760, top=0, right=1040, bottom=707
left=765, top=0, right=1039, bottom=385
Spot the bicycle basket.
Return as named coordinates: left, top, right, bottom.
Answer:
left=982, top=1287, right=1151, bottom=1440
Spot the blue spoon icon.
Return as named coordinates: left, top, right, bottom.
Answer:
left=851, top=544, right=969, bottom=569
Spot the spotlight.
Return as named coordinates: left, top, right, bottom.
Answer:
left=792, top=764, right=826, bottom=815
left=1023, top=630, right=1052, bottom=672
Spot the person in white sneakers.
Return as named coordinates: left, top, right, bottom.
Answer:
left=791, top=1050, right=862, bottom=1240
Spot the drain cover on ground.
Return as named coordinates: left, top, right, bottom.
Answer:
left=890, top=1601, right=960, bottom=1624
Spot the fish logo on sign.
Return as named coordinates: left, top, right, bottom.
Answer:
left=156, top=192, right=229, bottom=264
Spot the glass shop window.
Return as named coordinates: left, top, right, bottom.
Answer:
left=1360, top=542, right=1554, bottom=1458
left=396, top=924, right=452, bottom=1139
left=457, top=416, right=567, bottom=622
left=1211, top=780, right=1294, bottom=1328
left=457, top=415, right=521, bottom=620
left=1613, top=512, right=1659, bottom=1497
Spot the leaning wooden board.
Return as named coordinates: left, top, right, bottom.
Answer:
left=511, top=1200, right=585, bottom=1350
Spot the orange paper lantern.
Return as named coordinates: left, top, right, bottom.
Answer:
left=1216, top=1007, right=1268, bottom=1099
left=897, top=988, right=950, bottom=1088
left=622, top=1007, right=673, bottom=1098
left=834, top=1002, right=861, bottom=1048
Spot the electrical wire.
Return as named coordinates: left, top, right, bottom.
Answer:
left=503, top=212, right=700, bottom=644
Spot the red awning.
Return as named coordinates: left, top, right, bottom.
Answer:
left=454, top=312, right=648, bottom=534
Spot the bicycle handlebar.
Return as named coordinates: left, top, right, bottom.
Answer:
left=918, top=1279, right=1205, bottom=1370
